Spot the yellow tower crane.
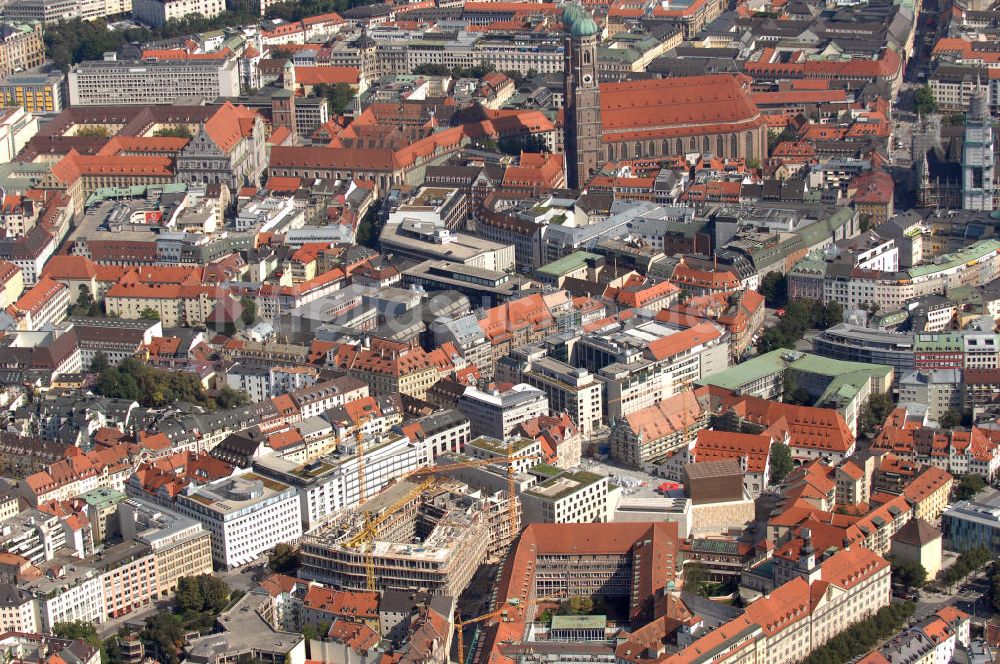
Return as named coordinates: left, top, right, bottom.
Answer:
left=455, top=603, right=511, bottom=664
left=355, top=415, right=369, bottom=506
left=505, top=440, right=520, bottom=536
left=344, top=443, right=539, bottom=592
left=403, top=444, right=538, bottom=537
left=345, top=477, right=438, bottom=591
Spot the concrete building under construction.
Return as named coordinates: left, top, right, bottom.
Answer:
left=299, top=479, right=507, bottom=596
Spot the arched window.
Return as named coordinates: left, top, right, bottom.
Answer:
left=621, top=143, right=628, bottom=159
left=730, top=134, right=738, bottom=155
left=676, top=138, right=684, bottom=155
left=583, top=50, right=591, bottom=65
left=662, top=139, right=670, bottom=155
left=746, top=132, right=754, bottom=157
left=702, top=136, right=710, bottom=153
left=688, top=136, right=696, bottom=151
left=717, top=135, right=724, bottom=156
left=607, top=145, right=615, bottom=161
left=648, top=141, right=655, bottom=156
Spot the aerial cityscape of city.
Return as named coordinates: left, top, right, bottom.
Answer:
left=0, top=0, right=992, bottom=662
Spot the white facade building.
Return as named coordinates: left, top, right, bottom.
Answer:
left=520, top=470, right=612, bottom=524
left=67, top=53, right=240, bottom=106
left=131, top=0, right=224, bottom=27
left=173, top=471, right=302, bottom=569
left=457, top=383, right=549, bottom=439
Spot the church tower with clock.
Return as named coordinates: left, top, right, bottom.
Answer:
left=562, top=4, right=602, bottom=189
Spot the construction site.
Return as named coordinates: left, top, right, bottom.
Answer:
left=299, top=478, right=515, bottom=597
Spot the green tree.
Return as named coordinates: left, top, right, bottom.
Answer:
left=302, top=621, right=331, bottom=642
left=767, top=126, right=797, bottom=152
left=859, top=393, right=894, bottom=434
left=814, top=301, right=843, bottom=329
left=757, top=327, right=790, bottom=354
left=989, top=562, right=1000, bottom=613
left=90, top=351, right=109, bottom=374
left=69, top=285, right=98, bottom=317
left=940, top=546, right=991, bottom=587
left=782, top=373, right=811, bottom=405
left=175, top=576, right=204, bottom=613
left=240, top=297, right=257, bottom=327
left=139, top=307, right=160, bottom=321
left=75, top=125, right=110, bottom=138
left=683, top=562, right=709, bottom=596
left=940, top=408, right=963, bottom=430
left=355, top=205, right=378, bottom=249
left=769, top=444, right=794, bottom=485
left=313, top=82, right=356, bottom=115
left=760, top=272, right=788, bottom=308
left=102, top=632, right=127, bottom=664
left=955, top=474, right=986, bottom=501
left=216, top=386, right=250, bottom=410
left=153, top=125, right=193, bottom=139
left=53, top=621, right=102, bottom=649
left=268, top=543, right=301, bottom=575
left=142, top=612, right=185, bottom=664
left=801, top=602, right=914, bottom=664
left=199, top=575, right=232, bottom=613
left=412, top=63, right=451, bottom=76
left=95, top=358, right=221, bottom=409
left=562, top=595, right=594, bottom=615
left=914, top=85, right=938, bottom=115
left=890, top=558, right=927, bottom=589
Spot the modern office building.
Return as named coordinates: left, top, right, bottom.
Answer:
left=520, top=470, right=611, bottom=524
left=520, top=357, right=604, bottom=435
left=172, top=471, right=302, bottom=569
left=118, top=497, right=214, bottom=595
left=68, top=52, right=241, bottom=106
left=942, top=500, right=1000, bottom=555
left=812, top=324, right=915, bottom=387
left=457, top=383, right=549, bottom=439
left=131, top=0, right=224, bottom=27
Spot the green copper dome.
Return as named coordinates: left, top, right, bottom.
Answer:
left=562, top=3, right=583, bottom=24
left=562, top=3, right=599, bottom=36
left=570, top=14, right=599, bottom=36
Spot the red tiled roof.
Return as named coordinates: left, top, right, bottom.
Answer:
left=295, top=66, right=361, bottom=86
left=600, top=75, right=764, bottom=142
left=693, top=429, right=772, bottom=473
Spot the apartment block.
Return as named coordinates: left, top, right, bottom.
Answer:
left=0, top=71, right=64, bottom=113
left=0, top=584, right=38, bottom=633
left=93, top=541, right=157, bottom=619
left=118, top=497, right=213, bottom=595
left=0, top=23, right=43, bottom=77
left=21, top=563, right=104, bottom=630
